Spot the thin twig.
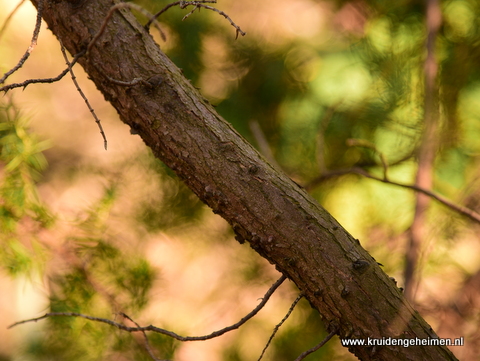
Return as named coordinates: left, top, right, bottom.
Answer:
left=182, top=4, right=202, bottom=20
left=145, top=1, right=246, bottom=39
left=9, top=275, right=287, bottom=342
left=0, top=0, right=27, bottom=42
left=60, top=43, right=108, bottom=150
left=145, top=0, right=216, bottom=30
left=0, top=0, right=44, bottom=85
left=293, top=328, right=338, bottom=361
left=257, top=294, right=303, bottom=361
left=0, top=51, right=85, bottom=93
left=120, top=313, right=165, bottom=361
left=306, top=167, right=480, bottom=224
left=185, top=3, right=246, bottom=39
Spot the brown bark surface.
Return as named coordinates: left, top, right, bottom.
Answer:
left=29, top=1, right=458, bottom=360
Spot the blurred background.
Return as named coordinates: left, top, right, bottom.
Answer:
left=1, top=0, right=480, bottom=360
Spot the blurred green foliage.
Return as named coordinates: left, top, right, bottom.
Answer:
left=2, top=0, right=480, bottom=360
left=0, top=101, right=52, bottom=276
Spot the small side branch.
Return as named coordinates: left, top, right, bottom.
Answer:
left=145, top=1, right=246, bottom=39
left=307, top=167, right=480, bottom=224
left=257, top=293, right=303, bottom=361
left=293, top=328, right=338, bottom=361
left=0, top=0, right=44, bottom=85
left=120, top=313, right=165, bottom=361
left=0, top=51, right=85, bottom=93
left=60, top=44, right=108, bottom=150
left=9, top=275, right=287, bottom=342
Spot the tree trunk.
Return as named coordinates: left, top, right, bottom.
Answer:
left=29, top=1, right=457, bottom=360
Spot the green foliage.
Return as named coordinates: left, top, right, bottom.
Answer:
left=0, top=102, right=52, bottom=229
left=0, top=101, right=52, bottom=276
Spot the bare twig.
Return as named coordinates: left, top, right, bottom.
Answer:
left=257, top=294, right=303, bottom=361
left=0, top=0, right=27, bottom=42
left=0, top=0, right=44, bottom=85
left=0, top=51, right=85, bottom=93
left=293, top=328, right=338, bottom=361
left=145, top=0, right=216, bottom=29
left=1, top=3, right=164, bottom=93
left=306, top=167, right=480, bottom=224
left=185, top=3, right=246, bottom=39
left=9, top=275, right=287, bottom=342
left=60, top=43, right=108, bottom=150
left=145, top=1, right=246, bottom=39
left=120, top=313, right=165, bottom=361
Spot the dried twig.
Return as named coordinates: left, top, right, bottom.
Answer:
left=0, top=51, right=85, bottom=93
left=0, top=0, right=44, bottom=85
left=120, top=313, right=164, bottom=361
left=257, top=293, right=303, bottom=361
left=145, top=1, right=246, bottom=39
left=9, top=275, right=287, bottom=342
left=145, top=0, right=216, bottom=29
left=293, top=327, right=338, bottom=361
left=306, top=167, right=480, bottom=224
left=60, top=43, right=108, bottom=150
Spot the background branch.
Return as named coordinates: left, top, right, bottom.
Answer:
left=9, top=275, right=287, bottom=343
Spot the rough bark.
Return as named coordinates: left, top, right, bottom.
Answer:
left=29, top=1, right=458, bottom=360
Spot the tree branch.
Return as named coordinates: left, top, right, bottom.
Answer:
left=257, top=293, right=303, bottom=361
left=23, top=1, right=458, bottom=359
left=9, top=275, right=286, bottom=342
left=306, top=167, right=480, bottom=224
left=0, top=0, right=44, bottom=85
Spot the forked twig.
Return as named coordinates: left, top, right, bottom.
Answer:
left=60, top=43, right=108, bottom=150
left=0, top=0, right=44, bottom=85
left=145, top=0, right=216, bottom=29
left=120, top=313, right=164, bottom=361
left=145, top=1, right=246, bottom=39
left=293, top=327, right=338, bottom=361
left=9, top=275, right=287, bottom=342
left=0, top=51, right=85, bottom=93
left=257, top=293, right=303, bottom=361
left=306, top=167, right=480, bottom=224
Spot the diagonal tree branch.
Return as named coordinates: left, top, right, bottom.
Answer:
left=25, top=1, right=458, bottom=360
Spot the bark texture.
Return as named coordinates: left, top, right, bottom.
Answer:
left=30, top=1, right=458, bottom=360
